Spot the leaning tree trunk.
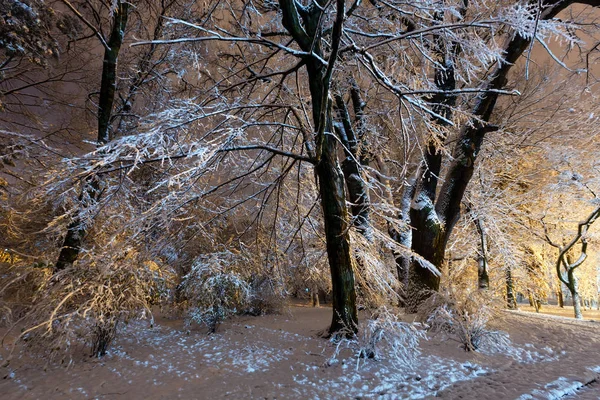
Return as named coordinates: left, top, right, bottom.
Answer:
left=55, top=1, right=129, bottom=271
left=406, top=0, right=590, bottom=309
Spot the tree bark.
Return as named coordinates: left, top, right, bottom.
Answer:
left=316, top=151, right=358, bottom=333
left=404, top=8, right=459, bottom=310
left=55, top=178, right=101, bottom=270
left=312, top=286, right=320, bottom=307
left=405, top=197, right=444, bottom=312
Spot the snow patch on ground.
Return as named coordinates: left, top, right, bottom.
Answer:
left=293, top=354, right=488, bottom=398
left=519, top=377, right=584, bottom=399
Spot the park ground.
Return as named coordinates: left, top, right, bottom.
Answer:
left=0, top=303, right=599, bottom=399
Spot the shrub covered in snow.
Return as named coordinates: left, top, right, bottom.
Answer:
left=180, top=251, right=251, bottom=333
left=1, top=246, right=174, bottom=360
left=422, top=291, right=509, bottom=352
left=331, top=307, right=425, bottom=370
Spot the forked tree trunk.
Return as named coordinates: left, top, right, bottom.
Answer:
left=404, top=8, right=458, bottom=311
left=405, top=0, right=587, bottom=309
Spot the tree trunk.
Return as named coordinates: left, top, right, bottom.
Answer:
left=571, top=289, right=583, bottom=319
left=55, top=178, right=101, bottom=270
left=478, top=256, right=489, bottom=290
left=98, top=1, right=129, bottom=144
left=506, top=267, right=517, bottom=309
left=316, top=141, right=358, bottom=334
left=528, top=292, right=535, bottom=307
left=294, top=3, right=358, bottom=335
left=421, top=0, right=581, bottom=308
left=566, top=258, right=584, bottom=319
left=474, top=217, right=489, bottom=290
left=405, top=196, right=444, bottom=313
left=557, top=286, right=564, bottom=308
left=333, top=92, right=372, bottom=240
left=312, top=286, right=320, bottom=307
left=55, top=1, right=129, bottom=271
left=403, top=9, right=458, bottom=310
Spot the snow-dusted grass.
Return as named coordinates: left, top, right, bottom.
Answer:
left=1, top=307, right=598, bottom=400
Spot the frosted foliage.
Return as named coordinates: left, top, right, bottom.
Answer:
left=427, top=302, right=509, bottom=352
left=332, top=307, right=426, bottom=371
left=181, top=251, right=251, bottom=332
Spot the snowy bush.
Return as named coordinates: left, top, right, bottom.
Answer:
left=181, top=251, right=251, bottom=333
left=245, top=275, right=287, bottom=316
left=331, top=307, right=425, bottom=370
left=423, top=292, right=509, bottom=352
left=2, top=246, right=174, bottom=360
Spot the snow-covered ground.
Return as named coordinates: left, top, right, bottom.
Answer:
left=0, top=305, right=599, bottom=399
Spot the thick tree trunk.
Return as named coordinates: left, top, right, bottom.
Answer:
left=409, top=0, right=580, bottom=309
left=404, top=11, right=457, bottom=310
left=316, top=141, right=358, bottom=334
left=405, top=196, right=444, bottom=313
left=568, top=273, right=583, bottom=319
